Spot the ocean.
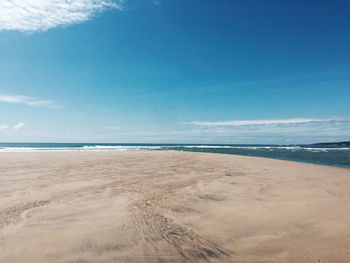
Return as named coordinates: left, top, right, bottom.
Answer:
left=1, top=143, right=350, bottom=168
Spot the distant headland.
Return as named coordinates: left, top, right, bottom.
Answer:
left=311, top=141, right=350, bottom=146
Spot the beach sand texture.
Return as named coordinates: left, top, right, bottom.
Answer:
left=0, top=151, right=350, bottom=263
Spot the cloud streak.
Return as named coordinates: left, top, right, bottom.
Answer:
left=185, top=118, right=333, bottom=126
left=0, top=94, right=58, bottom=108
left=0, top=0, right=123, bottom=32
left=0, top=125, right=8, bottom=130
left=174, top=118, right=350, bottom=143
left=13, top=122, right=25, bottom=130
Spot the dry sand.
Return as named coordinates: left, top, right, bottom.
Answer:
left=0, top=151, right=350, bottom=263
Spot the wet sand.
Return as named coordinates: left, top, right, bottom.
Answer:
left=0, top=151, right=350, bottom=263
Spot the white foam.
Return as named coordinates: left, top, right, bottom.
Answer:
left=0, top=145, right=349, bottom=153
left=0, top=145, right=162, bottom=152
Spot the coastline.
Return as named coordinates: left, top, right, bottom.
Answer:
left=1, top=143, right=349, bottom=169
left=1, top=151, right=350, bottom=262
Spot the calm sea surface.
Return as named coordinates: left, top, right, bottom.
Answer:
left=0, top=143, right=350, bottom=168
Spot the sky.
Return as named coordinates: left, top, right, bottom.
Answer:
left=0, top=0, right=350, bottom=144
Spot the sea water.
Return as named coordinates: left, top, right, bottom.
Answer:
left=0, top=143, right=349, bottom=168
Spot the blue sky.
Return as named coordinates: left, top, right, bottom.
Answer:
left=0, top=0, right=350, bottom=143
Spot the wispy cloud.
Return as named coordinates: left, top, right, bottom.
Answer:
left=174, top=118, right=350, bottom=144
left=13, top=122, right=24, bottom=130
left=0, top=94, right=58, bottom=108
left=109, top=126, right=121, bottom=130
left=0, top=0, right=123, bottom=32
left=0, top=125, right=8, bottom=130
left=185, top=118, right=333, bottom=126
left=97, top=118, right=350, bottom=144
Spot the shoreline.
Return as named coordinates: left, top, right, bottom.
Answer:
left=1, top=149, right=349, bottom=170
left=1, top=151, right=350, bottom=262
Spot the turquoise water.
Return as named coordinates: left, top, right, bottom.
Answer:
left=0, top=143, right=349, bottom=168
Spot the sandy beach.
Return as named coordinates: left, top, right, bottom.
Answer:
left=0, top=151, right=350, bottom=263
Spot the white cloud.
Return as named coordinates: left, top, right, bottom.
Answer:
left=0, top=0, right=123, bottom=32
left=172, top=118, right=350, bottom=143
left=13, top=122, right=25, bottom=130
left=0, top=125, right=8, bottom=130
left=0, top=94, right=58, bottom=108
left=185, top=118, right=332, bottom=126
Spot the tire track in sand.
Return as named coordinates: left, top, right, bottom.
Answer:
left=128, top=193, right=231, bottom=262
left=0, top=200, right=49, bottom=229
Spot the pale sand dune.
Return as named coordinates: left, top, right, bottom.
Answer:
left=0, top=151, right=350, bottom=263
